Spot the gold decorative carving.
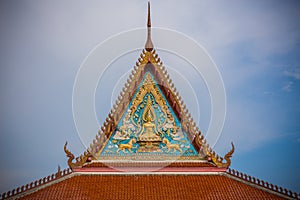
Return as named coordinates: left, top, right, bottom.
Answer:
left=130, top=73, right=168, bottom=116
left=194, top=132, right=235, bottom=167
left=194, top=132, right=209, bottom=158
left=117, top=138, right=136, bottom=153
left=139, top=51, right=158, bottom=65
left=116, top=112, right=135, bottom=139
left=210, top=142, right=235, bottom=168
left=64, top=142, right=92, bottom=168
left=103, top=118, right=116, bottom=137
left=138, top=95, right=161, bottom=142
left=162, top=138, right=182, bottom=153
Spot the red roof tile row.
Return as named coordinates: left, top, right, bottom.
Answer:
left=18, top=174, right=286, bottom=200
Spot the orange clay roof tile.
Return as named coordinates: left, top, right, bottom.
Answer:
left=19, top=174, right=285, bottom=200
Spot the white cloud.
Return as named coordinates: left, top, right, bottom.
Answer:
left=284, top=67, right=300, bottom=80
left=214, top=99, right=282, bottom=154
left=282, top=81, right=293, bottom=92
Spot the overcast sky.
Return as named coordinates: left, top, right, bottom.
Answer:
left=0, top=0, right=300, bottom=194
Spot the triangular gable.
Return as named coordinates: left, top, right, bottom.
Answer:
left=64, top=50, right=234, bottom=168
left=98, top=71, right=198, bottom=159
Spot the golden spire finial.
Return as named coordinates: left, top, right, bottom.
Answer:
left=147, top=0, right=151, bottom=27
left=145, top=1, right=154, bottom=51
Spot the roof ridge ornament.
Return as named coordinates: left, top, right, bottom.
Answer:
left=145, top=1, right=154, bottom=51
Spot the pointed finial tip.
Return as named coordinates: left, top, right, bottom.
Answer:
left=145, top=0, right=153, bottom=51
left=147, top=0, right=151, bottom=27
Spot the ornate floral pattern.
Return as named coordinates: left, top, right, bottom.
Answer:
left=99, top=72, right=198, bottom=157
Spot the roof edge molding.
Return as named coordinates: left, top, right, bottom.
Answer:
left=226, top=168, right=300, bottom=200
left=0, top=167, right=72, bottom=200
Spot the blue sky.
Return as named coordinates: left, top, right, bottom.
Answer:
left=0, top=0, right=300, bottom=194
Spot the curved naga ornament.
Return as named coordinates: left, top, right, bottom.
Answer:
left=211, top=142, right=235, bottom=168
left=64, top=142, right=92, bottom=168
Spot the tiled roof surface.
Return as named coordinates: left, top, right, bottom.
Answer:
left=19, top=174, right=285, bottom=200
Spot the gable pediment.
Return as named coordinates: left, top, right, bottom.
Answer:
left=97, top=71, right=198, bottom=159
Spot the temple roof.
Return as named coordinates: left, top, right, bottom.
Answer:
left=2, top=167, right=299, bottom=199
left=13, top=175, right=287, bottom=200
left=1, top=2, right=299, bottom=200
